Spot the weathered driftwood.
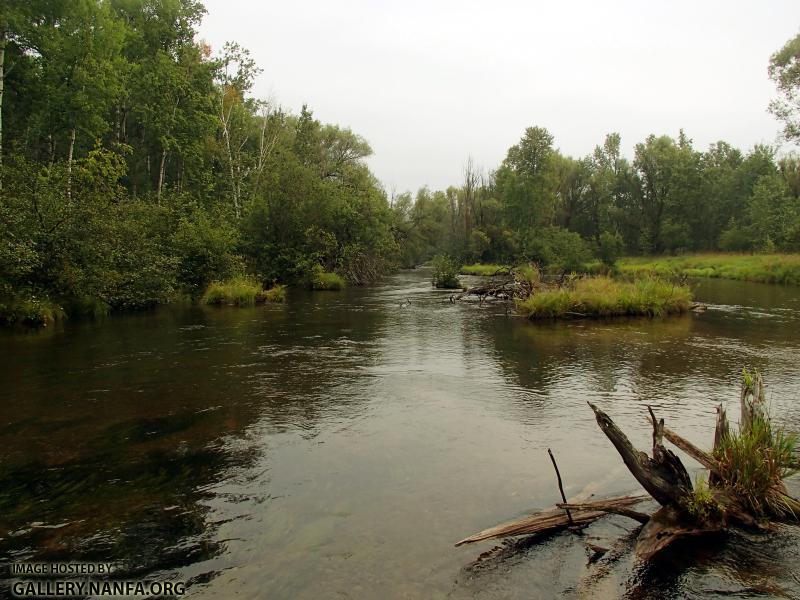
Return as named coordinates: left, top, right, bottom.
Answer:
left=454, top=495, right=649, bottom=547
left=457, top=373, right=800, bottom=563
left=589, top=403, right=691, bottom=507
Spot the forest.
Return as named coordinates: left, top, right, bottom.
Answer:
left=1, top=0, right=799, bottom=324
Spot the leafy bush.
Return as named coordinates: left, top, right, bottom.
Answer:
left=520, top=226, right=591, bottom=272
left=596, top=231, right=625, bottom=267
left=431, top=255, right=461, bottom=289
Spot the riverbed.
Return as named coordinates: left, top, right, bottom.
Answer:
left=1, top=270, right=799, bottom=599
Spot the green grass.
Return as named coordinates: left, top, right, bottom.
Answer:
left=309, top=267, right=346, bottom=290
left=0, top=296, right=66, bottom=327
left=202, top=276, right=264, bottom=306
left=617, top=253, right=800, bottom=285
left=516, top=276, right=693, bottom=320
left=460, top=263, right=511, bottom=276
left=259, top=284, right=286, bottom=303
left=713, top=412, right=799, bottom=519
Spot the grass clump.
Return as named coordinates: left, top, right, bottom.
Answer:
left=431, top=255, right=462, bottom=289
left=713, top=413, right=798, bottom=519
left=618, top=253, right=800, bottom=285
left=685, top=476, right=722, bottom=522
left=202, top=276, right=264, bottom=306
left=259, top=284, right=286, bottom=303
left=460, top=263, right=511, bottom=276
left=516, top=276, right=693, bottom=320
left=308, top=265, right=346, bottom=290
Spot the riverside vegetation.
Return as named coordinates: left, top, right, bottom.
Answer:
left=1, top=5, right=800, bottom=326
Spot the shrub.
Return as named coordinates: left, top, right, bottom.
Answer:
left=596, top=231, right=625, bottom=267
left=431, top=255, right=461, bottom=289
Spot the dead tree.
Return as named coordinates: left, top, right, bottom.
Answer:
left=456, top=372, right=800, bottom=561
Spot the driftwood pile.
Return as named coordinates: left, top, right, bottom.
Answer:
left=456, top=372, right=799, bottom=561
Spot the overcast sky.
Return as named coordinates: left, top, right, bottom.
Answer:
left=197, top=1, right=800, bottom=194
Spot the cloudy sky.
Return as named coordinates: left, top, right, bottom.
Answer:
left=198, top=1, right=800, bottom=193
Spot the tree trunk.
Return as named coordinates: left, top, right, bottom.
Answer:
left=66, top=128, right=76, bottom=200
left=0, top=27, right=5, bottom=190
left=157, top=148, right=166, bottom=200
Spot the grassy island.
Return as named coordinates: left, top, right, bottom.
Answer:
left=202, top=277, right=286, bottom=306
left=517, top=276, right=692, bottom=320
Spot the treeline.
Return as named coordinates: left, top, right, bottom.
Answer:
left=0, top=0, right=399, bottom=323
left=395, top=128, right=800, bottom=270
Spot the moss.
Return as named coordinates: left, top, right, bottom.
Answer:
left=516, top=276, right=692, bottom=320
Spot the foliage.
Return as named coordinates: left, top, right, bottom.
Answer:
left=516, top=276, right=692, bottom=320
left=430, top=255, right=461, bottom=289
left=595, top=231, right=625, bottom=268
left=202, top=276, right=263, bottom=306
left=769, top=31, right=800, bottom=143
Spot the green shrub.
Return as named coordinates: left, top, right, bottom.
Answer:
left=431, top=255, right=461, bottom=289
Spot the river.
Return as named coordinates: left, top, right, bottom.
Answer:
left=1, top=270, right=799, bottom=599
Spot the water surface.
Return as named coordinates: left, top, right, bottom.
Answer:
left=1, top=271, right=799, bottom=598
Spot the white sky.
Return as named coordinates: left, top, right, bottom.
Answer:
left=197, top=0, right=800, bottom=194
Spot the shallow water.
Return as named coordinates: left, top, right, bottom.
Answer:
left=1, top=271, right=799, bottom=599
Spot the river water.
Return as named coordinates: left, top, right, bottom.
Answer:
left=1, top=270, right=799, bottom=599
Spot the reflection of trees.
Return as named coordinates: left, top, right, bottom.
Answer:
left=481, top=315, right=694, bottom=396
left=0, top=291, right=386, bottom=588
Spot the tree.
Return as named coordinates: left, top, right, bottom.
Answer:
left=769, top=30, right=800, bottom=143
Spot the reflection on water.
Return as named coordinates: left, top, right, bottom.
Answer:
left=0, top=271, right=799, bottom=598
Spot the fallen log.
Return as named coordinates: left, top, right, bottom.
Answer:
left=456, top=370, right=799, bottom=565
left=455, top=495, right=649, bottom=547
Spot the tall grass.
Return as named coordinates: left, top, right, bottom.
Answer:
left=713, top=412, right=799, bottom=519
left=308, top=266, right=346, bottom=290
left=460, top=264, right=511, bottom=276
left=203, top=276, right=262, bottom=306
left=618, top=253, right=800, bottom=285
left=516, top=276, right=693, bottom=320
